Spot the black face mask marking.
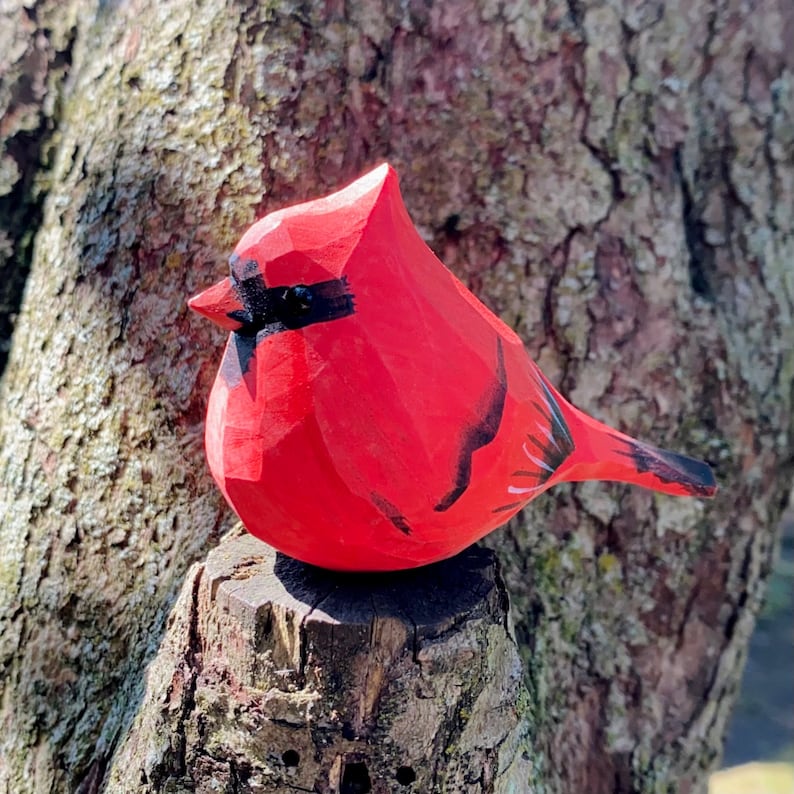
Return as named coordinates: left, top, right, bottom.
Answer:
left=227, top=257, right=356, bottom=337
left=220, top=255, right=356, bottom=388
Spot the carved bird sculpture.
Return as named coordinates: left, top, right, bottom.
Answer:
left=189, top=164, right=716, bottom=571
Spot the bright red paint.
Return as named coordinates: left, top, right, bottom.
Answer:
left=189, top=164, right=716, bottom=571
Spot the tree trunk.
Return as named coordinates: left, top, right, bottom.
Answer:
left=0, top=1, right=791, bottom=793
left=0, top=1, right=76, bottom=373
left=106, top=529, right=529, bottom=793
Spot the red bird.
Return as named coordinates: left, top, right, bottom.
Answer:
left=189, top=164, right=716, bottom=571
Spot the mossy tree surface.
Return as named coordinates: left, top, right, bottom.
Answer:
left=0, top=1, right=791, bottom=792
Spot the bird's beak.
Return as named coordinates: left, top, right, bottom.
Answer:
left=187, top=277, right=246, bottom=331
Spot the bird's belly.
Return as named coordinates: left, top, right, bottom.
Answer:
left=205, top=338, right=547, bottom=570
left=204, top=372, right=454, bottom=570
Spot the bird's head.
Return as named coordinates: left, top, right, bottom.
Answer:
left=188, top=163, right=404, bottom=336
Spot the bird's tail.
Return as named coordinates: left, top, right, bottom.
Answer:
left=554, top=401, right=717, bottom=498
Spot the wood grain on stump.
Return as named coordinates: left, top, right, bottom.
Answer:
left=108, top=529, right=531, bottom=794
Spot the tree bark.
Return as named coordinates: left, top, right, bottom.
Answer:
left=0, top=1, right=77, bottom=373
left=0, top=1, right=791, bottom=793
left=106, top=529, right=529, bottom=793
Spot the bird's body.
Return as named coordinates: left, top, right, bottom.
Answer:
left=190, top=164, right=716, bottom=571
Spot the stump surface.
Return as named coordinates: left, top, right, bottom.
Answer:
left=108, top=530, right=530, bottom=794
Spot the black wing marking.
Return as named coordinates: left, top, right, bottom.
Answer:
left=491, top=366, right=575, bottom=513
left=435, top=336, right=508, bottom=512
left=491, top=500, right=523, bottom=514
left=371, top=491, right=412, bottom=535
left=609, top=434, right=717, bottom=497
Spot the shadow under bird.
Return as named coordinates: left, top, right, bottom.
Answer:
left=189, top=164, right=717, bottom=571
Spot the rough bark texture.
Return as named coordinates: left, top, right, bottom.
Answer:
left=106, top=529, right=529, bottom=793
left=0, top=1, right=791, bottom=793
left=0, top=2, right=77, bottom=372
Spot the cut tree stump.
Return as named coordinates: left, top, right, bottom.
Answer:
left=107, top=528, right=531, bottom=794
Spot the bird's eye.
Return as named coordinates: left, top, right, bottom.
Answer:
left=282, top=285, right=313, bottom=317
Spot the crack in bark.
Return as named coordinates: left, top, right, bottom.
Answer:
left=675, top=145, right=715, bottom=301
left=0, top=16, right=76, bottom=374
left=297, top=584, right=338, bottom=678
left=174, top=565, right=205, bottom=783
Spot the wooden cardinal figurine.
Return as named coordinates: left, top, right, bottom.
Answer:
left=189, top=164, right=716, bottom=571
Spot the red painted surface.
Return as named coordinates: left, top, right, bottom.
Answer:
left=190, top=164, right=716, bottom=571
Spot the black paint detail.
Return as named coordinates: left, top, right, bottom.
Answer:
left=523, top=377, right=576, bottom=483
left=283, top=285, right=314, bottom=316
left=534, top=377, right=575, bottom=456
left=496, top=368, right=576, bottom=511
left=219, top=255, right=355, bottom=388
left=371, top=492, right=412, bottom=535
left=228, top=256, right=269, bottom=323
left=227, top=263, right=355, bottom=337
left=434, top=337, right=508, bottom=512
left=610, top=434, right=717, bottom=497
left=219, top=332, right=258, bottom=387
left=491, top=501, right=523, bottom=514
